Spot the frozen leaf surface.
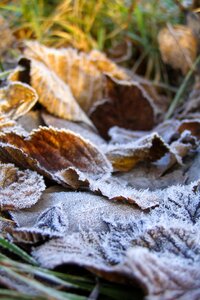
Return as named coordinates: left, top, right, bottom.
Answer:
left=10, top=187, right=142, bottom=243
left=0, top=163, right=45, bottom=211
left=32, top=181, right=200, bottom=300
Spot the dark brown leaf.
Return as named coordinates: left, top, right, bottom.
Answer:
left=89, top=75, right=158, bottom=139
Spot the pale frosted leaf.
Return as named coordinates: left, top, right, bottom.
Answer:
left=0, top=82, right=38, bottom=120
left=24, top=41, right=127, bottom=112
left=0, top=163, right=45, bottom=211
left=42, top=112, right=106, bottom=146
left=0, top=126, right=112, bottom=189
left=10, top=187, right=142, bottom=243
left=32, top=181, right=200, bottom=300
left=114, top=248, right=200, bottom=300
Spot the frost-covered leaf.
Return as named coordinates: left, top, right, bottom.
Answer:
left=42, top=111, right=106, bottom=146
left=0, top=126, right=112, bottom=189
left=24, top=41, right=127, bottom=112
left=89, top=75, right=159, bottom=139
left=10, top=187, right=142, bottom=243
left=104, top=133, right=169, bottom=171
left=0, top=163, right=45, bottom=211
left=10, top=58, right=93, bottom=127
left=0, top=82, right=38, bottom=120
left=32, top=181, right=200, bottom=300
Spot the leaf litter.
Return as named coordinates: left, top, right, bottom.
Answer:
left=0, top=36, right=199, bottom=300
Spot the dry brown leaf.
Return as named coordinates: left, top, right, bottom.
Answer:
left=103, top=133, right=169, bottom=171
left=0, top=126, right=112, bottom=189
left=9, top=59, right=93, bottom=127
left=0, top=81, right=38, bottom=120
left=23, top=41, right=128, bottom=112
left=158, top=25, right=198, bottom=74
left=0, top=163, right=45, bottom=211
left=89, top=75, right=158, bottom=139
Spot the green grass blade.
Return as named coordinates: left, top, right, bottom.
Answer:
left=0, top=237, right=38, bottom=266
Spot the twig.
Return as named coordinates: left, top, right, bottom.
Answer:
left=165, top=54, right=200, bottom=119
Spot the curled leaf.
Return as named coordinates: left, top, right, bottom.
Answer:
left=0, top=82, right=38, bottom=120
left=104, top=133, right=169, bottom=171
left=0, top=163, right=45, bottom=211
left=89, top=75, right=158, bottom=139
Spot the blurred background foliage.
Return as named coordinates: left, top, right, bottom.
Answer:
left=0, top=0, right=186, bottom=83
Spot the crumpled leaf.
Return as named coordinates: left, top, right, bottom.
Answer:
left=0, top=82, right=38, bottom=120
left=89, top=75, right=159, bottom=139
left=103, top=133, right=169, bottom=171
left=0, top=126, right=112, bottom=189
left=42, top=111, right=106, bottom=146
left=9, top=58, right=93, bottom=127
left=32, top=181, right=200, bottom=300
left=0, top=163, right=45, bottom=211
left=158, top=25, right=198, bottom=74
left=23, top=41, right=128, bottom=112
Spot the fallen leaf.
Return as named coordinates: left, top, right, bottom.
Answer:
left=103, top=133, right=169, bottom=171
left=158, top=25, right=198, bottom=74
left=0, top=163, right=45, bottom=211
left=32, top=181, right=200, bottom=300
left=24, top=41, right=128, bottom=112
left=0, top=82, right=38, bottom=120
left=89, top=75, right=158, bottom=139
left=0, top=126, right=112, bottom=189
left=10, top=187, right=142, bottom=243
left=9, top=59, right=93, bottom=127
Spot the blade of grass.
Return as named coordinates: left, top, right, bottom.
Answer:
left=165, top=54, right=200, bottom=119
left=0, top=237, right=38, bottom=266
left=0, top=265, right=86, bottom=300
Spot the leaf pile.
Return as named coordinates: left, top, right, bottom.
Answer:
left=0, top=41, right=200, bottom=300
